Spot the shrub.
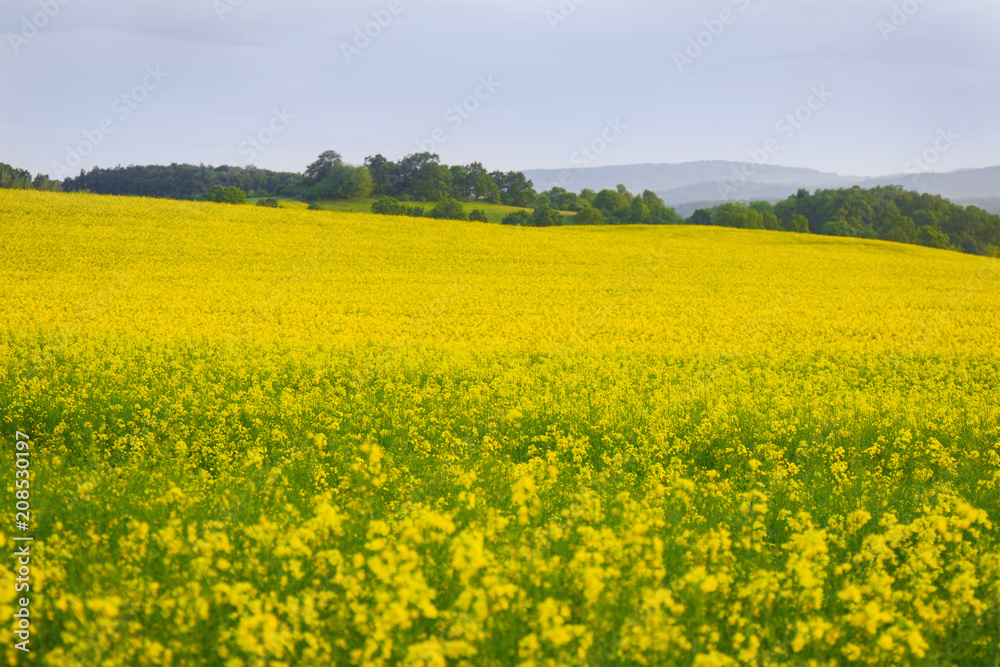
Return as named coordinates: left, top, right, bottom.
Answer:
left=429, top=200, right=466, bottom=221
left=204, top=185, right=247, bottom=205
left=372, top=196, right=407, bottom=216
left=574, top=207, right=605, bottom=226
left=501, top=211, right=532, bottom=226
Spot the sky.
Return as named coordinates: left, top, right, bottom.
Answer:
left=2, top=0, right=998, bottom=180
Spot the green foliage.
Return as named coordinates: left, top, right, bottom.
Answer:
left=788, top=214, right=810, bottom=234
left=1, top=163, right=61, bottom=191
left=204, top=185, right=248, bottom=205
left=364, top=154, right=394, bottom=196
left=255, top=198, right=279, bottom=208
left=574, top=207, right=605, bottom=226
left=372, top=196, right=407, bottom=216
left=501, top=210, right=533, bottom=226
left=468, top=209, right=489, bottom=223
left=677, top=186, right=1000, bottom=256
left=307, top=162, right=374, bottom=201
left=689, top=209, right=713, bottom=226
left=428, top=199, right=466, bottom=221
left=594, top=189, right=629, bottom=213
left=532, top=200, right=563, bottom=227
left=492, top=171, right=537, bottom=208
left=63, top=163, right=302, bottom=199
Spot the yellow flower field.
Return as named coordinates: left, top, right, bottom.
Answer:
left=1, top=189, right=999, bottom=665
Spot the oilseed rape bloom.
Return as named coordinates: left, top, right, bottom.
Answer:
left=1, top=189, right=999, bottom=665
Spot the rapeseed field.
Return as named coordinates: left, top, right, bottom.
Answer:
left=1, top=189, right=998, bottom=665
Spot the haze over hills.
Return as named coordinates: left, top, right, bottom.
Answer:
left=522, top=163, right=1000, bottom=215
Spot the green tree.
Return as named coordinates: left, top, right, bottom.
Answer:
left=788, top=214, right=810, bottom=234
left=491, top=171, right=537, bottom=208
left=304, top=150, right=343, bottom=186
left=309, top=164, right=373, bottom=200
left=372, top=196, right=407, bottom=216
left=594, top=189, right=629, bottom=213
left=204, top=185, right=247, bottom=204
left=501, top=211, right=532, bottom=226
left=412, top=163, right=453, bottom=202
left=688, top=209, right=713, bottom=226
left=364, top=154, right=395, bottom=196
left=532, top=200, right=563, bottom=227
left=256, top=198, right=279, bottom=208
left=574, top=206, right=605, bottom=225
left=428, top=199, right=466, bottom=220
left=917, top=225, right=952, bottom=249
left=468, top=210, right=488, bottom=222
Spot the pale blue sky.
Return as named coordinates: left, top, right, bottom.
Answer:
left=2, top=0, right=998, bottom=179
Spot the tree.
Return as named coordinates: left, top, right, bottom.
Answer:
left=372, top=196, right=407, bottom=216
left=593, top=189, right=629, bottom=213
left=465, top=162, right=500, bottom=202
left=532, top=199, right=563, bottom=227
left=626, top=197, right=651, bottom=224
left=428, top=199, right=466, bottom=220
left=501, top=211, right=532, bottom=226
left=32, top=174, right=62, bottom=192
left=917, top=225, right=952, bottom=249
left=0, top=163, right=34, bottom=189
left=688, top=209, right=713, bottom=226
left=411, top=162, right=453, bottom=202
left=492, top=171, right=537, bottom=208
left=468, top=209, right=488, bottom=222
left=204, top=185, right=247, bottom=204
left=304, top=150, right=343, bottom=186
left=309, top=164, right=373, bottom=200
left=392, top=152, right=439, bottom=196
left=364, top=154, right=395, bottom=196
left=788, top=214, right=810, bottom=234
left=256, top=198, right=279, bottom=208
left=574, top=207, right=605, bottom=225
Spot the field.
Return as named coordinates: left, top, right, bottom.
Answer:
left=1, top=189, right=999, bottom=666
left=254, top=196, right=566, bottom=224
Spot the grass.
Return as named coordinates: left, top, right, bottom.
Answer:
left=249, top=195, right=573, bottom=223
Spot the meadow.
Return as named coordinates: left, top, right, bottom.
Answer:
left=257, top=195, right=562, bottom=224
left=1, top=189, right=999, bottom=666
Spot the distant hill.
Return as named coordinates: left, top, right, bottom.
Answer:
left=522, top=162, right=1000, bottom=211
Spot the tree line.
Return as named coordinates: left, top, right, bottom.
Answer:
left=305, top=150, right=537, bottom=207
left=44, top=150, right=539, bottom=208
left=685, top=187, right=1000, bottom=256
left=0, top=162, right=62, bottom=191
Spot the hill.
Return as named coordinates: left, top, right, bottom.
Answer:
left=2, top=189, right=999, bottom=665
left=523, top=162, right=1000, bottom=209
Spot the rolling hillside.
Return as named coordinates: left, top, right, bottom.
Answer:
left=2, top=189, right=999, bottom=665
